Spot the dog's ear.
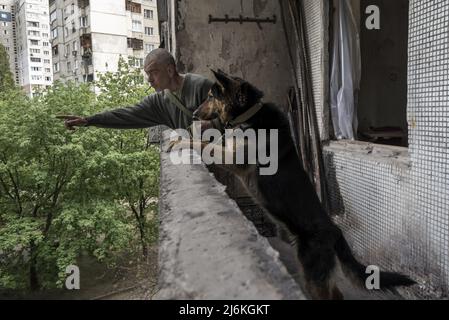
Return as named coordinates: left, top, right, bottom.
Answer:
left=211, top=69, right=236, bottom=91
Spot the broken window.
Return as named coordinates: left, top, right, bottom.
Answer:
left=330, top=0, right=409, bottom=147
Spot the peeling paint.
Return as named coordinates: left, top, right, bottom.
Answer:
left=219, top=35, right=232, bottom=61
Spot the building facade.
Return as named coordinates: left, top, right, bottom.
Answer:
left=15, top=0, right=53, bottom=96
left=49, top=0, right=159, bottom=84
left=1, top=0, right=52, bottom=96
left=0, top=0, right=17, bottom=83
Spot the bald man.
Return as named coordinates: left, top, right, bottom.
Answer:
left=59, top=49, right=215, bottom=132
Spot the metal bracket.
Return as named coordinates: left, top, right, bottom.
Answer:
left=208, top=14, right=277, bottom=30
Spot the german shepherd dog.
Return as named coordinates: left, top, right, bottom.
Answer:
left=169, top=69, right=415, bottom=299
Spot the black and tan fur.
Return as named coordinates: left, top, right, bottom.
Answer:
left=169, top=69, right=415, bottom=299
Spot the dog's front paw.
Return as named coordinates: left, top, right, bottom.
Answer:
left=166, top=139, right=193, bottom=153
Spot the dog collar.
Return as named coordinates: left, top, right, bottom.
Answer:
left=225, top=102, right=264, bottom=129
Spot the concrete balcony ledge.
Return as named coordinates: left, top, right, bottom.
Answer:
left=155, top=131, right=305, bottom=300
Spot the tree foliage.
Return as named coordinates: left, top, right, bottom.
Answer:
left=0, top=57, right=159, bottom=291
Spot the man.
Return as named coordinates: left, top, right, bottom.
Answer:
left=59, top=48, right=216, bottom=132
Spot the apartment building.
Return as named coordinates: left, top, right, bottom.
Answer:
left=15, top=0, right=53, bottom=96
left=0, top=0, right=17, bottom=83
left=49, top=0, right=159, bottom=84
left=1, top=0, right=52, bottom=95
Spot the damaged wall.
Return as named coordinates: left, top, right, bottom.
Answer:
left=324, top=0, right=449, bottom=298
left=170, top=0, right=293, bottom=107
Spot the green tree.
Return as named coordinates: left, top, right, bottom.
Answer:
left=0, top=58, right=159, bottom=291
left=0, top=44, right=14, bottom=92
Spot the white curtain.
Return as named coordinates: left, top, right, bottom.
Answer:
left=330, top=0, right=361, bottom=140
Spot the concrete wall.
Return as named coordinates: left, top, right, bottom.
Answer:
left=171, top=0, right=293, bottom=107
left=156, top=132, right=305, bottom=300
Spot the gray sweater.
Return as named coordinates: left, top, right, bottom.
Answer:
left=86, top=73, right=213, bottom=130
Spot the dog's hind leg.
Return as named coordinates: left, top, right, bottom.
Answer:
left=296, top=235, right=343, bottom=300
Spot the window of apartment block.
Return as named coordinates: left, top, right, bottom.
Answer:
left=145, top=27, right=153, bottom=35
left=67, top=61, right=71, bottom=71
left=51, top=28, right=58, bottom=39
left=126, top=1, right=142, bottom=13
left=52, top=45, right=58, bottom=55
left=43, top=41, right=49, bottom=46
left=50, top=10, right=56, bottom=22
left=53, top=62, right=59, bottom=72
left=45, top=68, right=51, bottom=73
left=78, top=0, right=90, bottom=10
left=132, top=20, right=142, bottom=32
left=71, top=21, right=76, bottom=33
left=31, top=57, right=41, bottom=63
left=144, top=9, right=153, bottom=19
left=44, top=50, right=49, bottom=55
left=42, top=32, right=48, bottom=38
left=30, top=39, right=39, bottom=46
left=1, top=22, right=7, bottom=27
left=145, top=43, right=155, bottom=52
left=31, top=66, right=41, bottom=72
left=128, top=57, right=143, bottom=67
left=28, top=30, right=40, bottom=37
left=73, top=40, right=78, bottom=52
left=4, top=30, right=8, bottom=35
left=31, top=75, right=43, bottom=81
left=65, top=44, right=70, bottom=55
left=80, top=16, right=88, bottom=27
left=44, top=59, right=50, bottom=64
left=30, top=48, right=40, bottom=54
left=45, top=76, right=51, bottom=82
left=71, top=3, right=75, bottom=14
left=127, top=38, right=143, bottom=50
left=27, top=21, right=39, bottom=28
left=64, top=27, right=69, bottom=37
left=74, top=60, right=79, bottom=70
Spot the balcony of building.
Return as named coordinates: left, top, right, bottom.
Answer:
left=127, top=37, right=143, bottom=51
left=126, top=0, right=142, bottom=14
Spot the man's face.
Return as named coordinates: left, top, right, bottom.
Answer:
left=144, top=59, right=173, bottom=92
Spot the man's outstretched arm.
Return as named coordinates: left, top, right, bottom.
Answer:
left=58, top=94, right=169, bottom=130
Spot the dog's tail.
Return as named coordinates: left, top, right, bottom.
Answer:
left=334, top=233, right=416, bottom=290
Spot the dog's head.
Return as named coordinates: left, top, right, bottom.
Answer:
left=193, top=69, right=264, bottom=125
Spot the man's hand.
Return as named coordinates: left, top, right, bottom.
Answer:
left=56, top=115, right=88, bottom=131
